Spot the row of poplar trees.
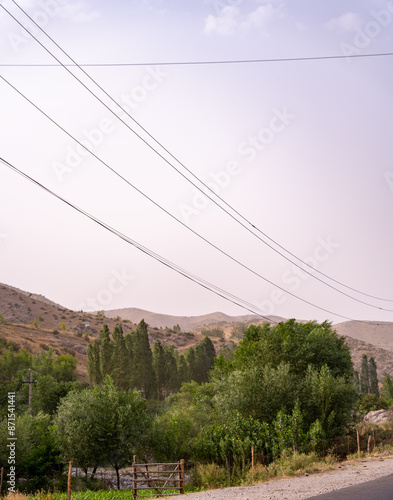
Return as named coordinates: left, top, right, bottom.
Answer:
left=87, top=320, right=216, bottom=399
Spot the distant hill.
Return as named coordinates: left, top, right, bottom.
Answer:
left=104, top=307, right=283, bottom=331
left=335, top=320, right=393, bottom=351
left=1, top=282, right=393, bottom=382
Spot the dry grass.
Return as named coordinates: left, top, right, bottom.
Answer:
left=243, top=452, right=337, bottom=486
left=3, top=493, right=28, bottom=500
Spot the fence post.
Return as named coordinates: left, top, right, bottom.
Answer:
left=133, top=456, right=137, bottom=500
left=0, top=466, right=4, bottom=496
left=67, top=461, right=73, bottom=500
left=251, top=446, right=254, bottom=469
left=357, top=430, right=361, bottom=454
left=180, top=459, right=185, bottom=494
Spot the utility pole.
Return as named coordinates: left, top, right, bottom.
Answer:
left=28, top=369, right=33, bottom=413
left=23, top=369, right=35, bottom=414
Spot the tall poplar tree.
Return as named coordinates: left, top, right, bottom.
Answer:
left=131, top=320, right=156, bottom=398
left=369, top=357, right=379, bottom=397
left=360, top=354, right=369, bottom=394
left=87, top=339, right=102, bottom=385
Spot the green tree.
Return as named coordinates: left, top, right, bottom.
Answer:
left=0, top=412, right=62, bottom=492
left=302, top=364, right=356, bottom=438
left=130, top=320, right=156, bottom=398
left=87, top=340, right=102, bottom=385
left=194, top=411, right=270, bottom=484
left=0, top=348, right=32, bottom=383
left=151, top=381, right=215, bottom=462
left=210, top=320, right=355, bottom=438
left=111, top=325, right=130, bottom=390
left=234, top=320, right=353, bottom=379
left=55, top=376, right=151, bottom=489
left=369, top=357, right=379, bottom=397
left=212, top=362, right=296, bottom=424
left=99, top=325, right=113, bottom=378
left=381, top=372, right=393, bottom=404
left=360, top=354, right=370, bottom=394
left=152, top=341, right=178, bottom=399
left=32, top=375, right=81, bottom=415
left=193, top=337, right=216, bottom=384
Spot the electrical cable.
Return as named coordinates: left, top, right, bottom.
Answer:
left=1, top=51, right=393, bottom=67
left=7, top=0, right=393, bottom=305
left=2, top=1, right=393, bottom=307
left=0, top=155, right=281, bottom=323
left=0, top=72, right=362, bottom=321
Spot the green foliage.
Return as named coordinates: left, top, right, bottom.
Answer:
left=32, top=375, right=82, bottom=415
left=381, top=372, right=393, bottom=404
left=30, top=487, right=201, bottom=500
left=0, top=348, right=32, bottom=383
left=195, top=410, right=269, bottom=462
left=212, top=362, right=296, bottom=424
left=152, top=341, right=178, bottom=399
left=230, top=322, right=247, bottom=339
left=360, top=354, right=370, bottom=393
left=369, top=357, right=379, bottom=397
left=210, top=320, right=356, bottom=440
left=173, top=324, right=181, bottom=332
left=272, top=404, right=306, bottom=457
left=302, top=364, right=357, bottom=438
left=0, top=412, right=63, bottom=492
left=59, top=322, right=66, bottom=331
left=55, top=376, right=151, bottom=488
left=201, top=328, right=224, bottom=338
left=235, top=320, right=353, bottom=379
left=357, top=393, right=388, bottom=415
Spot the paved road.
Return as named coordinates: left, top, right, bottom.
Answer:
left=307, top=473, right=393, bottom=500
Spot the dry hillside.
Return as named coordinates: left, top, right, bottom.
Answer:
left=1, top=283, right=393, bottom=382
left=335, top=320, right=393, bottom=351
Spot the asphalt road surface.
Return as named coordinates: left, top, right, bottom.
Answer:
left=307, top=474, right=393, bottom=500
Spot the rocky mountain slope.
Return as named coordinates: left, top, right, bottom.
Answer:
left=1, top=282, right=393, bottom=382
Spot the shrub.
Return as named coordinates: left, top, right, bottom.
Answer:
left=196, top=463, right=229, bottom=489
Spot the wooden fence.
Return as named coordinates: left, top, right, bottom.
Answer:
left=132, top=457, right=185, bottom=499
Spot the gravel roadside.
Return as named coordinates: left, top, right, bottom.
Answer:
left=175, top=455, right=393, bottom=500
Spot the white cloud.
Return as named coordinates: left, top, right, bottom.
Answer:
left=242, top=3, right=283, bottom=33
left=59, top=3, right=101, bottom=23
left=204, top=5, right=240, bottom=35
left=204, top=0, right=283, bottom=35
left=325, top=12, right=362, bottom=33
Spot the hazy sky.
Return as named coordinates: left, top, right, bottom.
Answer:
left=1, top=0, right=393, bottom=324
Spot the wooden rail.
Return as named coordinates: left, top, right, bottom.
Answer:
left=132, top=458, right=185, bottom=499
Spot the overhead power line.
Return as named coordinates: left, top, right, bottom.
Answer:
left=3, top=1, right=393, bottom=308
left=1, top=51, right=393, bottom=67
left=0, top=155, right=279, bottom=323
left=0, top=72, right=362, bottom=321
